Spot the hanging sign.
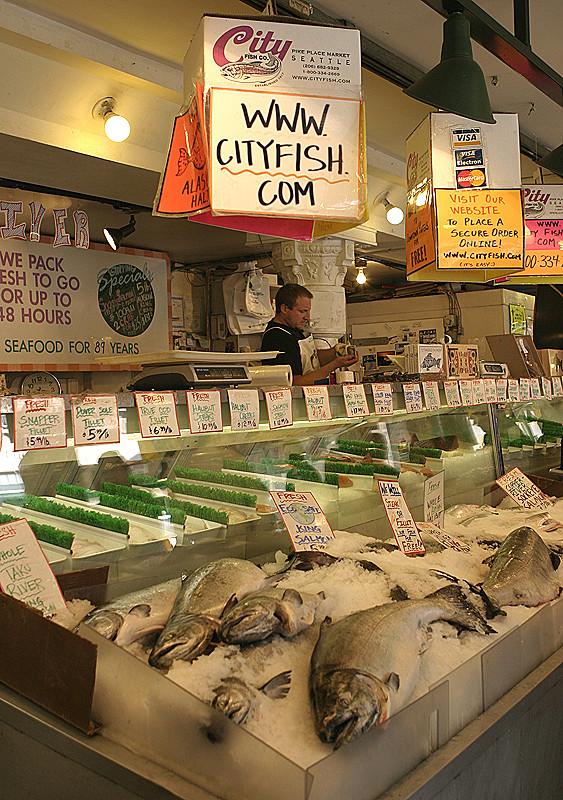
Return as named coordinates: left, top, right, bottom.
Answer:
left=135, top=392, right=181, bottom=438
left=227, top=388, right=260, bottom=430
left=459, top=379, right=474, bottom=406
left=507, top=379, right=520, bottom=402
left=378, top=479, right=426, bottom=555
left=444, top=380, right=462, bottom=407
left=472, top=378, right=486, bottom=404
left=519, top=378, right=531, bottom=401
left=484, top=378, right=498, bottom=403
left=269, top=490, right=336, bottom=551
left=416, top=521, right=471, bottom=553
left=496, top=467, right=552, bottom=510
left=71, top=394, right=120, bottom=445
left=13, top=395, right=66, bottom=451
left=530, top=377, right=541, bottom=399
left=422, top=381, right=441, bottom=410
left=342, top=383, right=369, bottom=418
left=424, top=471, right=444, bottom=527
left=496, top=378, right=508, bottom=402
left=403, top=382, right=423, bottom=413
left=302, top=385, right=332, bottom=421
left=552, top=376, right=563, bottom=398
left=265, top=388, right=293, bottom=429
left=509, top=304, right=527, bottom=334
left=0, top=518, right=67, bottom=615
left=371, top=383, right=394, bottom=415
left=186, top=390, right=223, bottom=433
left=542, top=377, right=553, bottom=399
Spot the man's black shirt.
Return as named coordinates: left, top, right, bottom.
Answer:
left=260, top=320, right=304, bottom=376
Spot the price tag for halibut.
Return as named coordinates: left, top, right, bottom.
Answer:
left=269, top=491, right=335, bottom=551
left=472, top=379, right=486, bottom=405
left=342, top=383, right=369, bottom=418
left=371, top=383, right=394, bottom=415
left=303, top=385, right=332, bottom=421
left=378, top=479, right=426, bottom=555
left=228, top=388, right=260, bottom=430
left=444, top=380, right=461, bottom=408
left=416, top=521, right=471, bottom=553
left=496, top=467, right=552, bottom=510
left=508, top=379, right=520, bottom=402
left=484, top=378, right=498, bottom=403
left=71, top=394, right=120, bottom=445
left=403, top=382, right=423, bottom=413
left=552, top=376, right=563, bottom=398
left=422, top=381, right=441, bottom=411
left=530, top=378, right=541, bottom=400
left=0, top=518, right=67, bottom=615
left=542, top=377, right=553, bottom=399
left=13, top=396, right=67, bottom=452
left=519, top=378, right=531, bottom=401
left=187, top=390, right=223, bottom=433
left=135, top=391, right=181, bottom=438
left=458, top=379, right=474, bottom=406
left=496, top=378, right=508, bottom=402
left=265, top=389, right=293, bottom=429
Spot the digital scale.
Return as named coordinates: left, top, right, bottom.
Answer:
left=479, top=361, right=509, bottom=378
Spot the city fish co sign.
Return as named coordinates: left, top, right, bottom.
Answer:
left=154, top=15, right=366, bottom=230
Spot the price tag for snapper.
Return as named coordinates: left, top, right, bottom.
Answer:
left=228, top=388, right=260, bottom=430
left=484, top=378, right=498, bottom=403
left=496, top=378, right=508, bottom=402
left=422, top=381, right=441, bottom=411
left=424, top=471, right=444, bottom=527
left=444, top=381, right=462, bottom=408
left=135, top=391, right=181, bottom=438
left=342, top=383, right=369, bottom=418
left=186, top=390, right=223, bottom=433
left=403, top=382, right=423, bottom=413
left=519, top=378, right=531, bottom=401
left=542, top=377, right=553, bottom=399
left=264, top=389, right=293, bottom=430
left=416, top=521, right=471, bottom=553
left=371, top=383, right=394, bottom=415
left=71, top=394, right=120, bottom=445
left=458, top=379, right=474, bottom=406
left=269, top=491, right=335, bottom=552
left=530, top=378, right=541, bottom=400
left=302, top=385, right=332, bottom=421
left=472, top=379, right=486, bottom=405
left=13, top=396, right=67, bottom=452
left=378, top=479, right=426, bottom=555
left=496, top=467, right=552, bottom=510
left=0, top=518, right=67, bottom=615
left=552, top=376, right=563, bottom=398
left=508, top=379, right=520, bottom=402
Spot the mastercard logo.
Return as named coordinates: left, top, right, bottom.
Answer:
left=456, top=169, right=486, bottom=188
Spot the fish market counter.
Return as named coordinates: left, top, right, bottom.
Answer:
left=0, top=642, right=562, bottom=800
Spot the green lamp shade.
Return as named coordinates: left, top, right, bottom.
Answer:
left=539, top=144, right=563, bottom=178
left=404, top=13, right=495, bottom=125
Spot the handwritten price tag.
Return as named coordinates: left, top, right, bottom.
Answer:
left=422, top=381, right=441, bottom=411
left=135, top=391, right=181, bottom=438
left=303, top=385, right=332, bottom=421
left=484, top=378, right=498, bottom=403
left=228, top=388, right=260, bottom=430
left=496, top=378, right=508, bottom=402
left=424, top=471, right=444, bottom=527
left=378, top=479, right=426, bottom=556
left=552, top=376, right=563, bottom=398
left=472, top=379, right=486, bottom=405
left=519, top=378, right=531, bottom=401
left=416, top=521, right=471, bottom=553
left=444, top=381, right=461, bottom=408
left=371, top=383, right=394, bottom=415
left=403, top=382, right=423, bottom=413
left=542, top=377, right=553, bottom=399
left=508, top=379, right=520, bottom=402
left=496, top=467, right=552, bottom=510
left=530, top=378, right=541, bottom=400
left=270, top=491, right=335, bottom=552
left=13, top=396, right=67, bottom=452
left=187, top=390, right=223, bottom=433
left=71, top=394, right=120, bottom=445
left=265, top=389, right=293, bottom=430
left=0, top=518, right=67, bottom=615
left=342, top=383, right=369, bottom=418
left=458, top=379, right=474, bottom=406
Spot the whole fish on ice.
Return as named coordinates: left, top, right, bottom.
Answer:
left=218, top=587, right=324, bottom=644
left=481, top=526, right=561, bottom=612
left=212, top=670, right=291, bottom=725
left=148, top=558, right=271, bottom=669
left=310, top=585, right=494, bottom=749
left=79, top=578, right=181, bottom=647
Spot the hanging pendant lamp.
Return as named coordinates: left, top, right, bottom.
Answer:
left=539, top=143, right=563, bottom=178
left=404, top=12, right=496, bottom=124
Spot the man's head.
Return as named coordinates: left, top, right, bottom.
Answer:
left=275, top=283, right=313, bottom=331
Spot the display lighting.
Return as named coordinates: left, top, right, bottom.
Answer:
left=539, top=143, right=563, bottom=178
left=403, top=12, right=495, bottom=124
left=103, top=214, right=136, bottom=250
left=92, top=97, right=131, bottom=143
left=356, top=266, right=367, bottom=284
left=375, top=191, right=404, bottom=225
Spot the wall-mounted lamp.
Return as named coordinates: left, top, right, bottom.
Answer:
left=92, top=97, right=131, bottom=143
left=103, top=214, right=136, bottom=250
left=539, top=143, right=563, bottom=178
left=374, top=191, right=404, bottom=225
left=403, top=12, right=495, bottom=124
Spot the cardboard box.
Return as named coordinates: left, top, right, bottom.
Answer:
left=486, top=334, right=545, bottom=379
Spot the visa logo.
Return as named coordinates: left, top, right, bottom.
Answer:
left=452, top=128, right=481, bottom=146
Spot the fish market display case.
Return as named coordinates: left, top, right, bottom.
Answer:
left=1, top=385, right=563, bottom=800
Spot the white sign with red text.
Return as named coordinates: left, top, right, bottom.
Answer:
left=265, top=388, right=293, bottom=430
left=303, top=385, right=332, bottom=421
left=444, top=380, right=461, bottom=408
left=416, top=521, right=471, bottom=553
left=228, top=388, right=260, bottom=430
left=135, top=391, right=181, bottom=438
left=422, top=381, right=441, bottom=411
left=269, top=490, right=336, bottom=551
left=342, top=383, right=369, bottom=418
left=496, top=467, right=552, bottom=510
left=13, top=395, right=66, bottom=451
left=403, top=382, right=423, bottom=413
left=472, top=379, right=486, bottom=405
left=187, top=390, right=223, bottom=434
left=71, top=394, right=120, bottom=445
left=542, top=377, right=553, bottom=399
left=371, top=383, right=394, bottom=415
left=530, top=378, right=541, bottom=400
left=459, top=379, right=474, bottom=406
left=484, top=378, right=498, bottom=403
left=378, top=479, right=426, bottom=555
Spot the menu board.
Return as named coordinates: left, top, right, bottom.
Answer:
left=228, top=389, right=260, bottom=430
left=13, top=395, right=66, bottom=451
left=265, top=389, right=293, bottom=430
left=135, top=391, right=181, bottom=438
left=186, top=390, right=223, bottom=433
left=302, top=385, right=332, bottom=421
left=71, top=394, right=120, bottom=445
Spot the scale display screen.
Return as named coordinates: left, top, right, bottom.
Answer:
left=192, top=365, right=249, bottom=381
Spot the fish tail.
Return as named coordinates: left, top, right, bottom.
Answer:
left=428, top=584, right=496, bottom=634
left=259, top=670, right=292, bottom=699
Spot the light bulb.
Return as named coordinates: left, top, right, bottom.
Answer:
left=104, top=114, right=131, bottom=143
left=386, top=205, right=404, bottom=225
left=356, top=267, right=367, bottom=285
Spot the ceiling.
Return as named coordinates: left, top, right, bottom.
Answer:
left=1, top=0, right=562, bottom=294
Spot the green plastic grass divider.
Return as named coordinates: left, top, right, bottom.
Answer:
left=101, top=482, right=228, bottom=525
left=173, top=466, right=269, bottom=491
left=0, top=511, right=75, bottom=550
left=165, top=479, right=256, bottom=508
left=324, top=460, right=400, bottom=477
left=20, top=494, right=128, bottom=535
left=54, top=483, right=99, bottom=502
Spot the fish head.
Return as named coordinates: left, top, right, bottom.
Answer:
left=212, top=678, right=252, bottom=725
left=312, top=669, right=389, bottom=749
left=148, top=614, right=216, bottom=669
left=218, top=598, right=279, bottom=644
left=82, top=610, right=124, bottom=640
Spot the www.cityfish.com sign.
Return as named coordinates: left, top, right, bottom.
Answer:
left=155, top=16, right=365, bottom=223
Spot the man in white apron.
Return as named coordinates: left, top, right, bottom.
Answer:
left=260, top=283, right=358, bottom=385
